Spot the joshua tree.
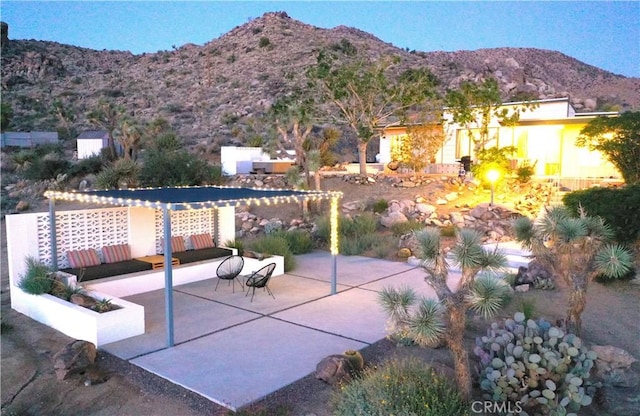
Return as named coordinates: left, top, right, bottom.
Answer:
left=513, top=205, right=633, bottom=335
left=379, top=228, right=508, bottom=401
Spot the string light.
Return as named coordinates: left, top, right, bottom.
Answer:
left=330, top=196, right=339, bottom=255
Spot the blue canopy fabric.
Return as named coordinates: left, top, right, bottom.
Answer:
left=45, top=185, right=341, bottom=210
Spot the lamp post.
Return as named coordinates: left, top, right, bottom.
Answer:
left=486, top=169, right=500, bottom=207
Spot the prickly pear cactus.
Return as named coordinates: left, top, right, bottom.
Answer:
left=474, top=312, right=598, bottom=416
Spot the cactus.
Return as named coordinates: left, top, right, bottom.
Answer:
left=343, top=349, right=364, bottom=372
left=474, top=312, right=598, bottom=415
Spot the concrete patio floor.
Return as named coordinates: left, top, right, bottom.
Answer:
left=101, top=251, right=462, bottom=411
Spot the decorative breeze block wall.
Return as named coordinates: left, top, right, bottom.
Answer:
left=154, top=208, right=216, bottom=252
left=36, top=207, right=129, bottom=268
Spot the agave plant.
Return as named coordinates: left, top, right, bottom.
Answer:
left=379, top=227, right=508, bottom=401
left=513, top=205, right=633, bottom=335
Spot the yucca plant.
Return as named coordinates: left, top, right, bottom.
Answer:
left=379, top=227, right=508, bottom=401
left=513, top=205, right=633, bottom=335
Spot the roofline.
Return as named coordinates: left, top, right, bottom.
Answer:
left=45, top=185, right=343, bottom=211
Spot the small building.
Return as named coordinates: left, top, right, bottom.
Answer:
left=76, top=130, right=114, bottom=159
left=1, top=131, right=59, bottom=148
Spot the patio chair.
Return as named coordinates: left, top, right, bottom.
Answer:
left=215, top=255, right=245, bottom=293
left=243, top=262, right=277, bottom=302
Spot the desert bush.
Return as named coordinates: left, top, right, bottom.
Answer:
left=340, top=213, right=378, bottom=237
left=372, top=235, right=397, bottom=259
left=390, top=220, right=424, bottom=236
left=24, top=152, right=70, bottom=180
left=475, top=312, right=598, bottom=416
left=340, top=233, right=381, bottom=256
left=18, top=257, right=53, bottom=295
left=224, top=239, right=245, bottom=256
left=369, top=198, right=388, bottom=214
left=563, top=184, right=640, bottom=244
left=272, top=229, right=314, bottom=255
left=96, top=158, right=140, bottom=189
left=247, top=234, right=296, bottom=272
left=139, top=149, right=222, bottom=187
left=67, top=155, right=104, bottom=177
left=333, top=357, right=468, bottom=416
left=258, top=36, right=271, bottom=48
left=440, top=224, right=458, bottom=237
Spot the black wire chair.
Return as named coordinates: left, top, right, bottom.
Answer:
left=244, top=262, right=277, bottom=302
left=214, top=255, right=245, bottom=293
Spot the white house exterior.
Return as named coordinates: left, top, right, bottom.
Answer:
left=380, top=98, right=621, bottom=179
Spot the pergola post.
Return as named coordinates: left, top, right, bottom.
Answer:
left=330, top=196, right=339, bottom=295
left=49, top=198, right=58, bottom=270
left=162, top=207, right=175, bottom=347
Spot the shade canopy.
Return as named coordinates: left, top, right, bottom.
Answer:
left=45, top=185, right=342, bottom=210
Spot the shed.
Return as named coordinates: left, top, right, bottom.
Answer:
left=76, top=130, right=117, bottom=159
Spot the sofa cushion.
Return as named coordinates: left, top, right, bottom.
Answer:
left=67, top=248, right=101, bottom=268
left=190, top=233, right=215, bottom=250
left=61, top=259, right=153, bottom=282
left=172, top=247, right=233, bottom=264
left=102, top=244, right=132, bottom=264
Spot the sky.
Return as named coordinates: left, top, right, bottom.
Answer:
left=1, top=1, right=639, bottom=77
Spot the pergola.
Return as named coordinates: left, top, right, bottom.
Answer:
left=44, top=185, right=342, bottom=347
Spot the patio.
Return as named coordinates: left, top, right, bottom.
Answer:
left=100, top=251, right=463, bottom=411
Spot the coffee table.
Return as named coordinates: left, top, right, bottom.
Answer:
left=136, top=255, right=180, bottom=270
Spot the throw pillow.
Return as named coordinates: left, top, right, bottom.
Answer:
left=102, top=244, right=132, bottom=264
left=190, top=233, right=214, bottom=250
left=67, top=248, right=101, bottom=268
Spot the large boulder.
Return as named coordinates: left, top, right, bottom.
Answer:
left=380, top=211, right=408, bottom=228
left=315, top=354, right=356, bottom=385
left=53, top=340, right=97, bottom=380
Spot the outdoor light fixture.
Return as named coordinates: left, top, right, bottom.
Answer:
left=486, top=169, right=500, bottom=207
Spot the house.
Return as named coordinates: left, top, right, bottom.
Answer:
left=76, top=130, right=121, bottom=159
left=1, top=131, right=59, bottom=148
left=380, top=98, right=621, bottom=179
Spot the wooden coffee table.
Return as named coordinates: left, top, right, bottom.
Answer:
left=136, top=255, right=180, bottom=270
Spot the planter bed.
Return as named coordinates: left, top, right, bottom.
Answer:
left=11, top=288, right=144, bottom=347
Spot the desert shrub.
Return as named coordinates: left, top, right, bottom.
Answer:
left=340, top=233, right=381, bottom=256
left=372, top=235, right=397, bottom=259
left=223, top=239, right=244, bottom=256
left=18, top=257, right=53, bottom=295
left=247, top=234, right=296, bottom=272
left=95, top=159, right=140, bottom=189
left=475, top=312, right=598, bottom=416
left=24, top=153, right=70, bottom=180
left=333, top=357, right=468, bottom=416
left=390, top=220, right=424, bottom=236
left=273, top=229, right=314, bottom=255
left=516, top=161, right=537, bottom=184
left=563, top=184, right=640, bottom=244
left=440, top=224, right=458, bottom=237
left=139, top=149, right=222, bottom=187
left=312, top=215, right=331, bottom=244
left=369, top=198, right=388, bottom=214
left=67, top=155, right=104, bottom=177
left=340, top=213, right=378, bottom=237
left=258, top=36, right=270, bottom=48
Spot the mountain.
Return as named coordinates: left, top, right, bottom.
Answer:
left=2, top=11, right=639, bottom=152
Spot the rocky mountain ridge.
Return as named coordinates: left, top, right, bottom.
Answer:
left=2, top=11, right=639, bottom=152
